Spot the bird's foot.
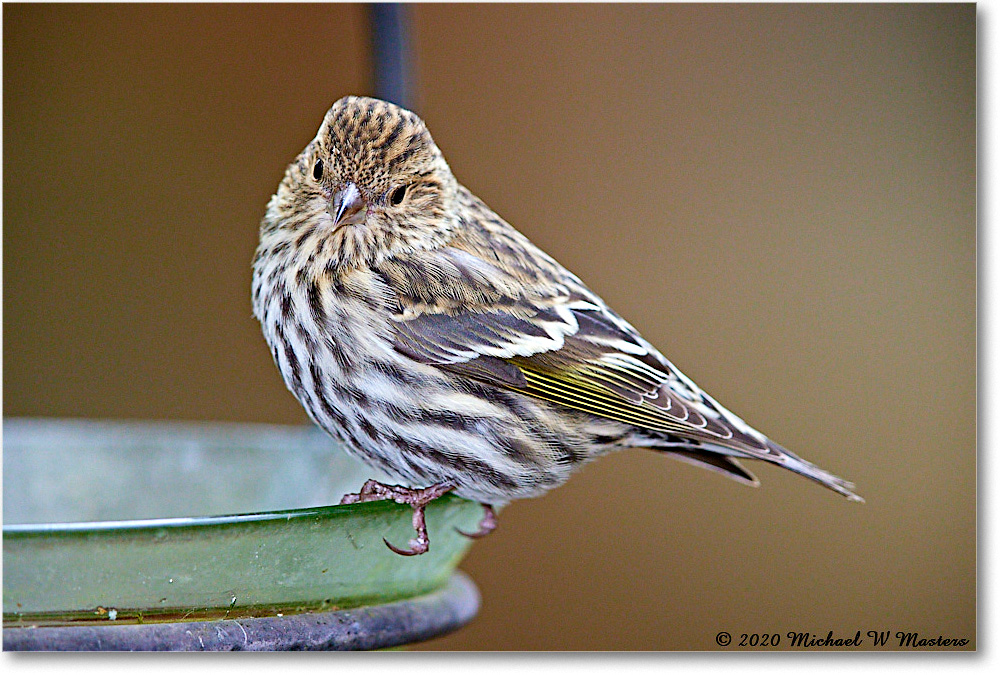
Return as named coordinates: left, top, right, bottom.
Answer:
left=340, top=480, right=455, bottom=556
left=456, top=503, right=498, bottom=539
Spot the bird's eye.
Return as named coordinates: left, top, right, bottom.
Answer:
left=313, top=159, right=324, bottom=181
left=389, top=185, right=408, bottom=206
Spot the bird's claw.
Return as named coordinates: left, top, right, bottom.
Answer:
left=340, top=480, right=499, bottom=554
left=339, top=479, right=393, bottom=505
left=340, top=479, right=455, bottom=556
left=456, top=504, right=498, bottom=539
left=383, top=536, right=428, bottom=556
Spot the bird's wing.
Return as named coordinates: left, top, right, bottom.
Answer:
left=377, top=245, right=777, bottom=460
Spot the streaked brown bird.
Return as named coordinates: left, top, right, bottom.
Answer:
left=252, top=96, right=862, bottom=555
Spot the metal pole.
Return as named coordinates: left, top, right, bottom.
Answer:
left=369, top=3, right=413, bottom=110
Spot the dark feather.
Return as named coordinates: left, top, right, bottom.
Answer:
left=440, top=356, right=528, bottom=388
left=658, top=448, right=760, bottom=486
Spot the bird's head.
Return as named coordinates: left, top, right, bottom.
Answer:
left=261, top=96, right=459, bottom=270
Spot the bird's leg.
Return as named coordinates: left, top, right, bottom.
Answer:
left=456, top=503, right=498, bottom=539
left=339, top=480, right=455, bottom=556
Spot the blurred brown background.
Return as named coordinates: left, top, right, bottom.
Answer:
left=3, top=3, right=975, bottom=650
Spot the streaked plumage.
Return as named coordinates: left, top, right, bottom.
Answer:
left=252, top=96, right=861, bottom=551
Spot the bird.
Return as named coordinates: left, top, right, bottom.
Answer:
left=252, top=96, right=862, bottom=555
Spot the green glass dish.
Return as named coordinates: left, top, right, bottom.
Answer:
left=3, top=418, right=482, bottom=627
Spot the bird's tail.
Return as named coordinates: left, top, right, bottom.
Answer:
left=649, top=438, right=863, bottom=503
left=658, top=447, right=761, bottom=487
left=761, top=438, right=864, bottom=502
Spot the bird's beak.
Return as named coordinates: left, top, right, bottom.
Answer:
left=328, top=182, right=368, bottom=228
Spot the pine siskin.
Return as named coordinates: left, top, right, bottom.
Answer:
left=252, top=96, right=862, bottom=555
